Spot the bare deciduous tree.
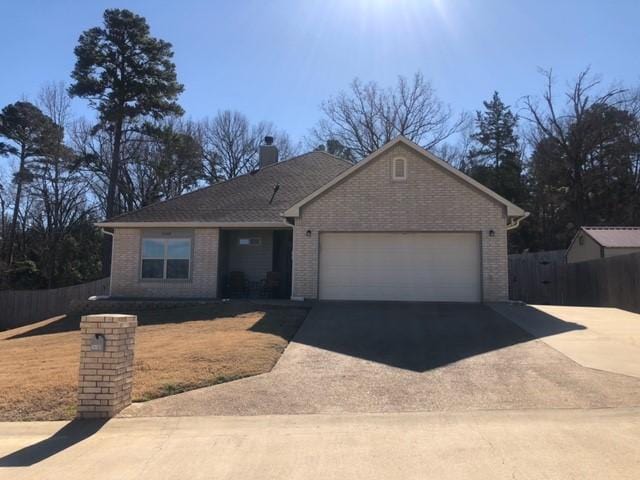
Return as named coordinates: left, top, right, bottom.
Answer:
left=0, top=170, right=12, bottom=247
left=199, top=111, right=299, bottom=182
left=38, top=82, right=72, bottom=128
left=523, top=68, right=627, bottom=226
left=32, top=83, right=92, bottom=287
left=70, top=118, right=112, bottom=211
left=313, top=72, right=467, bottom=159
left=123, top=118, right=203, bottom=208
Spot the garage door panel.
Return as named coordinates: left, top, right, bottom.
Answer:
left=319, top=232, right=481, bottom=302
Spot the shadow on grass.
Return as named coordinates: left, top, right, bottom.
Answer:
left=4, top=300, right=584, bottom=379
left=0, top=419, right=107, bottom=467
left=7, top=302, right=309, bottom=340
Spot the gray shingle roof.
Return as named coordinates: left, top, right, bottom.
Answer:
left=582, top=226, right=640, bottom=248
left=102, top=151, right=352, bottom=224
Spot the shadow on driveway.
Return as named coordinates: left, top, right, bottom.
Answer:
left=288, top=302, right=586, bottom=372
left=0, top=419, right=107, bottom=467
left=122, top=301, right=640, bottom=418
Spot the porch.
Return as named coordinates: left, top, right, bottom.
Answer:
left=217, top=228, right=293, bottom=299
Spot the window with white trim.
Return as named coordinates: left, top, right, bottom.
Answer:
left=141, top=238, right=191, bottom=280
left=392, top=157, right=407, bottom=180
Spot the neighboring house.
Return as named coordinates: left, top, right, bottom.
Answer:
left=566, top=226, right=640, bottom=264
left=97, top=136, right=527, bottom=303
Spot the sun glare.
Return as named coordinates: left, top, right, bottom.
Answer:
left=334, top=0, right=454, bottom=33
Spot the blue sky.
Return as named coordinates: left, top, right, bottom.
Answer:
left=1, top=0, right=639, bottom=144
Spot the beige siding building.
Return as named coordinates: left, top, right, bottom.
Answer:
left=566, top=227, right=640, bottom=264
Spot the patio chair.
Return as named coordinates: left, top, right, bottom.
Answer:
left=226, top=271, right=250, bottom=298
left=260, top=271, right=282, bottom=298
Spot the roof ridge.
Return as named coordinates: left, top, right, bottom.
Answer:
left=583, top=226, right=640, bottom=230
left=103, top=150, right=342, bottom=223
left=311, top=149, right=355, bottom=166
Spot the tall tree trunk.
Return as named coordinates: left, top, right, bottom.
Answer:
left=6, top=145, right=26, bottom=266
left=572, top=154, right=586, bottom=226
left=102, top=116, right=124, bottom=276
left=106, top=117, right=124, bottom=218
left=0, top=197, right=5, bottom=248
left=45, top=230, right=57, bottom=289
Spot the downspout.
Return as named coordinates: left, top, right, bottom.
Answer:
left=100, top=228, right=114, bottom=298
left=506, top=212, right=530, bottom=231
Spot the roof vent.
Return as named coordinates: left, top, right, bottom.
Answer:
left=259, top=136, right=278, bottom=168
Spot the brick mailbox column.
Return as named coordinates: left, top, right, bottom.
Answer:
left=77, top=314, right=137, bottom=419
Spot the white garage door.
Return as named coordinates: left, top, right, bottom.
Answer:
left=319, top=232, right=481, bottom=302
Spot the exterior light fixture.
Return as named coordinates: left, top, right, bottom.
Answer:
left=306, top=230, right=312, bottom=237
left=489, top=230, right=495, bottom=237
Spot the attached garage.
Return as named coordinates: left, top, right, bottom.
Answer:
left=284, top=136, right=528, bottom=302
left=318, top=232, right=482, bottom=302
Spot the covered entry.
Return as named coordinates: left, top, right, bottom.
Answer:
left=318, top=232, right=481, bottom=302
left=218, top=229, right=292, bottom=298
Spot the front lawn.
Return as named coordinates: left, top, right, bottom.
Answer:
left=0, top=303, right=308, bottom=421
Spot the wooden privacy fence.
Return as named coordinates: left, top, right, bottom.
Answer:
left=0, top=277, right=110, bottom=330
left=508, top=249, right=567, bottom=266
left=509, top=251, right=640, bottom=313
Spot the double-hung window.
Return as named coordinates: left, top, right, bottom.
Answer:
left=141, top=238, right=191, bottom=280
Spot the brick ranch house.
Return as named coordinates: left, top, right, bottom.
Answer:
left=97, top=136, right=527, bottom=303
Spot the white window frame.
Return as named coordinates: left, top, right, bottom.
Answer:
left=140, top=237, right=192, bottom=281
left=392, top=157, right=407, bottom=181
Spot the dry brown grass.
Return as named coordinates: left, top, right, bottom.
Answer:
left=0, top=303, right=307, bottom=421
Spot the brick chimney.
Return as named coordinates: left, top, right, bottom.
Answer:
left=259, top=136, right=278, bottom=168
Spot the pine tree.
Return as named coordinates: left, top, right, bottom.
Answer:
left=69, top=8, right=184, bottom=273
left=465, top=92, right=530, bottom=252
left=0, top=102, right=60, bottom=265
left=466, top=92, right=526, bottom=205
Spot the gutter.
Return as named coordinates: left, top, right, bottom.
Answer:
left=282, top=215, right=295, bottom=227
left=95, top=221, right=291, bottom=229
left=506, top=212, right=530, bottom=231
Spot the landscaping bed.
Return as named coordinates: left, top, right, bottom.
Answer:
left=0, top=302, right=308, bottom=421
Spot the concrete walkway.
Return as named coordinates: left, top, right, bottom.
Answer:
left=490, top=303, right=640, bottom=378
left=1, top=408, right=639, bottom=479
left=123, top=302, right=640, bottom=417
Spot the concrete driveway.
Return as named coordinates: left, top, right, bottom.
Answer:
left=491, top=303, right=640, bottom=378
left=123, top=302, right=640, bottom=417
